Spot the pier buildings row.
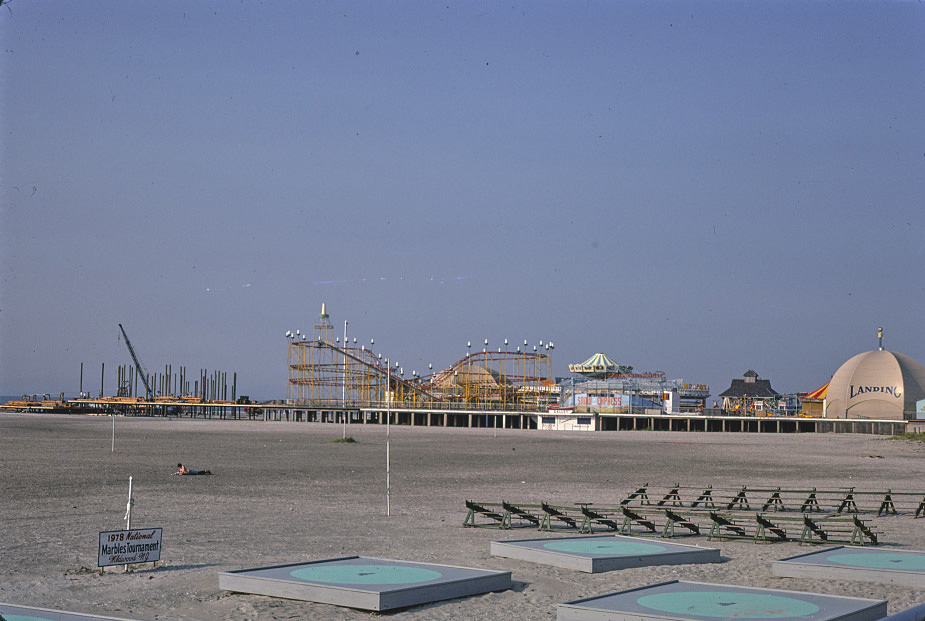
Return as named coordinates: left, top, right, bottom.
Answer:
left=3, top=393, right=910, bottom=436
left=4, top=309, right=922, bottom=436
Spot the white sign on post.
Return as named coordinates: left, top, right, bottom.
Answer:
left=98, top=528, right=162, bottom=567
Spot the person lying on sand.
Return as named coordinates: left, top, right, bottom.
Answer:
left=173, top=463, right=212, bottom=475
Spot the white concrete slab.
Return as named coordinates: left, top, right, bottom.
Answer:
left=557, top=580, right=887, bottom=621
left=218, top=555, right=512, bottom=611
left=0, top=603, right=140, bottom=621
left=491, top=534, right=720, bottom=573
left=774, top=545, right=925, bottom=587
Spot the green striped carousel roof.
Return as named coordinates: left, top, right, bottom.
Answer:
left=569, top=352, right=622, bottom=374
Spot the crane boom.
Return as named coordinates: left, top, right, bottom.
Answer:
left=118, top=323, right=152, bottom=395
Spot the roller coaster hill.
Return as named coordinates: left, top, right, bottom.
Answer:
left=287, top=333, right=555, bottom=414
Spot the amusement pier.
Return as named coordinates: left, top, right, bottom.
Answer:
left=3, top=307, right=924, bottom=436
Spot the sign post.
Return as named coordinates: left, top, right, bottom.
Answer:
left=98, top=476, right=162, bottom=572
left=124, top=476, right=133, bottom=570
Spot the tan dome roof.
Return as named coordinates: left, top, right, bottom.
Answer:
left=825, top=350, right=925, bottom=420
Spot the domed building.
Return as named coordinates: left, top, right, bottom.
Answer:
left=824, top=349, right=925, bottom=420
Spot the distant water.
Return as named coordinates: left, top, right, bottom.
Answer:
left=0, top=393, right=71, bottom=402
left=1, top=394, right=272, bottom=404
left=1, top=393, right=273, bottom=404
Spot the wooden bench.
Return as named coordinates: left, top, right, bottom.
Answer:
left=707, top=510, right=879, bottom=545
left=501, top=501, right=542, bottom=529
left=755, top=513, right=789, bottom=542
left=662, top=508, right=701, bottom=538
left=799, top=515, right=879, bottom=546
left=619, top=506, right=658, bottom=535
left=464, top=500, right=545, bottom=529
left=708, top=512, right=789, bottom=544
left=690, top=485, right=718, bottom=509
left=580, top=505, right=703, bottom=538
left=620, top=483, right=653, bottom=506
left=539, top=502, right=581, bottom=531
left=870, top=490, right=925, bottom=517
left=708, top=512, right=749, bottom=540
left=656, top=485, right=685, bottom=507
left=467, top=498, right=881, bottom=544
left=463, top=500, right=507, bottom=528
left=621, top=485, right=755, bottom=511
left=803, top=488, right=925, bottom=517
left=579, top=505, right=623, bottom=534
left=620, top=484, right=925, bottom=517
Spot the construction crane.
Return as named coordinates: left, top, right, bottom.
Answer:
left=118, top=323, right=152, bottom=396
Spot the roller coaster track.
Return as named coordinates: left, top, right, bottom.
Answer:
left=295, top=339, right=438, bottom=401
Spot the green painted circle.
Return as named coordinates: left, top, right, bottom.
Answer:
left=542, top=539, right=666, bottom=555
left=826, top=552, right=925, bottom=570
left=637, top=591, right=820, bottom=618
left=290, top=563, right=442, bottom=585
left=1, top=615, right=53, bottom=621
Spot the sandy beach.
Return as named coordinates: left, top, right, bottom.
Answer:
left=2, top=413, right=925, bottom=619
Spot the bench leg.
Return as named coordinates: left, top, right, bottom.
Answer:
left=800, top=525, right=812, bottom=545
left=850, top=526, right=864, bottom=545
left=620, top=516, right=633, bottom=535
left=579, top=515, right=592, bottom=534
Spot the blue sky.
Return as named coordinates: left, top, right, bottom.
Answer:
left=2, top=1, right=923, bottom=400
